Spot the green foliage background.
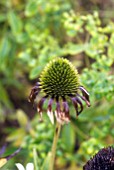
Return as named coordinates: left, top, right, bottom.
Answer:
left=0, top=0, right=114, bottom=170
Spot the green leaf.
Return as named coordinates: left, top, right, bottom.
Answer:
left=16, top=110, right=29, bottom=128
left=0, top=37, right=11, bottom=63
left=65, top=43, right=86, bottom=55
left=0, top=82, right=12, bottom=108
left=8, top=11, right=23, bottom=35
left=33, top=148, right=40, bottom=170
left=41, top=152, right=51, bottom=170
left=30, top=66, right=43, bottom=79
left=6, top=128, right=26, bottom=143
left=25, top=1, right=38, bottom=17
left=61, top=124, right=75, bottom=152
left=0, top=13, right=6, bottom=22
left=108, top=45, right=114, bottom=59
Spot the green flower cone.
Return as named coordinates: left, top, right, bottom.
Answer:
left=29, top=58, right=90, bottom=124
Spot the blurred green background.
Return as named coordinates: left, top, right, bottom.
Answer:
left=0, top=0, right=114, bottom=170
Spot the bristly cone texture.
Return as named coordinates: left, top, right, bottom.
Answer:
left=29, top=58, right=90, bottom=124
left=40, top=58, right=79, bottom=97
left=83, top=146, right=114, bottom=170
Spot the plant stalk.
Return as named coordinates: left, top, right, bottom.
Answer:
left=49, top=122, right=61, bottom=170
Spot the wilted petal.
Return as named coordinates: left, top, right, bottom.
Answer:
left=55, top=98, right=62, bottom=124
left=15, top=163, right=25, bottom=170
left=55, top=99, right=70, bottom=124
left=75, top=97, right=83, bottom=114
left=28, top=82, right=40, bottom=104
left=28, top=90, right=34, bottom=103
left=63, top=99, right=69, bottom=115
left=60, top=112, right=70, bottom=124
left=71, top=97, right=80, bottom=116
left=56, top=98, right=60, bottom=112
left=79, top=86, right=90, bottom=102
left=55, top=99, right=64, bottom=124
left=62, top=98, right=70, bottom=122
left=83, top=96, right=90, bottom=107
left=26, top=163, right=34, bottom=170
left=37, top=96, right=48, bottom=119
left=48, top=98, right=53, bottom=112
left=55, top=110, right=64, bottom=125
left=47, top=110, right=54, bottom=124
left=28, top=89, right=40, bottom=104
left=77, top=94, right=90, bottom=107
left=47, top=98, right=54, bottom=124
left=31, top=82, right=39, bottom=90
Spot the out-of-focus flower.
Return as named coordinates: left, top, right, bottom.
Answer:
left=0, top=145, right=21, bottom=168
left=15, top=163, right=34, bottom=170
left=83, top=146, right=114, bottom=170
left=29, top=58, right=90, bottom=124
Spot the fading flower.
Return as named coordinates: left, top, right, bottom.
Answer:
left=83, top=146, right=114, bottom=170
left=29, top=58, right=90, bottom=124
left=15, top=163, right=34, bottom=170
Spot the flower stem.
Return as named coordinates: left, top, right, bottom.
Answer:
left=49, top=122, right=61, bottom=170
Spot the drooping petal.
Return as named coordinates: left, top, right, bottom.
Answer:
left=28, top=82, right=40, bottom=104
left=75, top=97, right=83, bottom=114
left=55, top=111, right=61, bottom=124
left=47, top=98, right=54, bottom=124
left=28, top=92, right=39, bottom=109
left=55, top=111, right=67, bottom=125
left=28, top=86, right=40, bottom=104
left=56, top=97, right=60, bottom=109
left=62, top=97, right=70, bottom=122
left=61, top=112, right=70, bottom=124
left=55, top=99, right=62, bottom=124
left=58, top=112, right=69, bottom=124
left=47, top=110, right=54, bottom=124
left=77, top=94, right=90, bottom=107
left=55, top=97, right=69, bottom=124
left=31, top=82, right=39, bottom=90
left=55, top=98, right=67, bottom=124
left=37, top=96, right=48, bottom=119
left=79, top=86, right=90, bottom=103
left=71, top=97, right=78, bottom=116
left=71, top=97, right=81, bottom=116
left=48, top=98, right=53, bottom=112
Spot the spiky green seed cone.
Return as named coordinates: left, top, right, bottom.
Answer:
left=40, top=58, right=80, bottom=97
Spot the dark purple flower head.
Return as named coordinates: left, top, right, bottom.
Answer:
left=83, top=146, right=114, bottom=170
left=29, top=58, right=90, bottom=124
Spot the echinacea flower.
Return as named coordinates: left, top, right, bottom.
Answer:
left=0, top=145, right=21, bottom=168
left=29, top=58, right=90, bottom=124
left=16, top=163, right=34, bottom=170
left=83, top=146, right=114, bottom=170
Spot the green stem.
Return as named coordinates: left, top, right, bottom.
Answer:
left=49, top=122, right=61, bottom=170
left=33, top=148, right=40, bottom=170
